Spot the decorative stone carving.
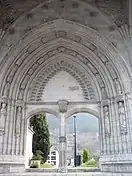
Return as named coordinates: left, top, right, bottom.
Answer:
left=0, top=102, right=6, bottom=133
left=6, top=35, right=118, bottom=102
left=103, top=105, right=111, bottom=136
left=58, top=100, right=68, bottom=113
left=87, top=63, right=98, bottom=75
left=69, top=86, right=79, bottom=91
left=6, top=64, right=18, bottom=83
left=105, top=62, right=117, bottom=79
left=88, top=43, right=97, bottom=51
left=56, top=31, right=67, bottom=38
left=29, top=59, right=96, bottom=101
left=95, top=73, right=105, bottom=88
left=114, top=78, right=122, bottom=95
left=118, top=101, right=127, bottom=134
left=15, top=106, right=22, bottom=137
left=2, top=82, right=10, bottom=97
left=59, top=136, right=66, bottom=143
left=101, top=87, right=108, bottom=100
left=20, top=75, right=30, bottom=89
left=18, top=89, right=24, bottom=100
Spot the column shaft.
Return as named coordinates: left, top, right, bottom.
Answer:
left=59, top=113, right=67, bottom=170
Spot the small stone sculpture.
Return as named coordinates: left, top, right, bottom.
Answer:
left=101, top=87, right=107, bottom=100
left=3, top=82, right=10, bottom=97
left=114, top=78, right=122, bottom=95
left=18, top=89, right=24, bottom=100
left=15, top=106, right=22, bottom=137
left=118, top=101, right=127, bottom=134
left=0, top=102, right=6, bottom=131
left=103, top=105, right=111, bottom=136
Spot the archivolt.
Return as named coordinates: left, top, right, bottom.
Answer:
left=0, top=20, right=131, bottom=103
left=29, top=55, right=97, bottom=101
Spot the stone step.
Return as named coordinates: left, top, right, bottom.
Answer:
left=1, top=173, right=132, bottom=176
left=26, top=168, right=100, bottom=173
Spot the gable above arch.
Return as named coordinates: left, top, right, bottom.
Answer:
left=29, top=58, right=98, bottom=102
left=42, top=71, right=85, bottom=102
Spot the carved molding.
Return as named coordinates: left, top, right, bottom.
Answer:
left=29, top=57, right=97, bottom=101
left=0, top=21, right=128, bottom=104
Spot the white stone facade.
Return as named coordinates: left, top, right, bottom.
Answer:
left=0, top=0, right=132, bottom=174
left=47, top=147, right=59, bottom=167
left=25, top=128, right=34, bottom=168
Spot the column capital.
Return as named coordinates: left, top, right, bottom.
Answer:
left=58, top=100, right=69, bottom=113
left=59, top=136, right=66, bottom=143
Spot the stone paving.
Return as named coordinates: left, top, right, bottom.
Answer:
left=0, top=0, right=132, bottom=174
left=1, top=172, right=132, bottom=176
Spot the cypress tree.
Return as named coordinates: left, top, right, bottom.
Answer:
left=82, top=148, right=90, bottom=163
left=30, top=113, right=50, bottom=162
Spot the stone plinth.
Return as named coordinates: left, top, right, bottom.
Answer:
left=100, top=154, right=132, bottom=173
left=1, top=172, right=132, bottom=176
left=0, top=155, right=25, bottom=173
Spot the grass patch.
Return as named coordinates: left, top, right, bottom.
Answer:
left=81, top=162, right=88, bottom=167
left=81, top=159, right=96, bottom=168
left=40, top=162, right=53, bottom=168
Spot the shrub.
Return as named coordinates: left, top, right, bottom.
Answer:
left=81, top=162, right=88, bottom=167
left=87, top=159, right=96, bottom=167
left=30, top=160, right=40, bottom=168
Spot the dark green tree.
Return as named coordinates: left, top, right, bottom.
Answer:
left=30, top=113, right=50, bottom=162
left=82, top=148, right=90, bottom=163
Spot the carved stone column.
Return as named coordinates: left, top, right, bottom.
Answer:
left=0, top=98, right=26, bottom=173
left=58, top=100, right=68, bottom=172
left=100, top=94, right=132, bottom=173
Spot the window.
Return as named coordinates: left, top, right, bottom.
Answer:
left=51, top=152, right=56, bottom=155
left=51, top=156, right=56, bottom=160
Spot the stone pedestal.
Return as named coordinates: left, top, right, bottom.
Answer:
left=0, top=155, right=25, bottom=173
left=100, top=154, right=132, bottom=173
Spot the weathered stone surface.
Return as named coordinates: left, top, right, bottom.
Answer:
left=1, top=172, right=132, bottom=176
left=0, top=0, right=132, bottom=174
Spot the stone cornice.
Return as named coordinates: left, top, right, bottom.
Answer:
left=26, top=100, right=99, bottom=106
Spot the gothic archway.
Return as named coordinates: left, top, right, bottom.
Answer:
left=0, top=1, right=132, bottom=174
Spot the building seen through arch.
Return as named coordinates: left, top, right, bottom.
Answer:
left=0, top=0, right=132, bottom=174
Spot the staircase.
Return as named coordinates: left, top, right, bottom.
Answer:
left=1, top=172, right=132, bottom=176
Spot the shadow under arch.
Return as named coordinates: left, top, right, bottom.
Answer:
left=27, top=108, right=61, bottom=119
left=65, top=107, right=99, bottom=119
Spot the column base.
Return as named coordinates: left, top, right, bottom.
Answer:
left=58, top=167, right=67, bottom=173
left=100, top=154, right=132, bottom=173
left=0, top=155, right=25, bottom=173
left=0, top=163, right=25, bottom=173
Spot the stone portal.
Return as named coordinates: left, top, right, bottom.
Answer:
left=0, top=0, right=132, bottom=174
